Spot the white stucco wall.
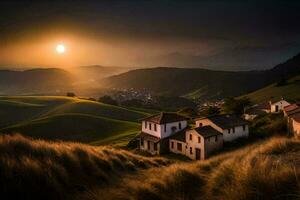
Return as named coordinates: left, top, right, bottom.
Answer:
left=222, top=125, right=249, bottom=142
left=142, top=120, right=187, bottom=138
left=195, top=119, right=249, bottom=142
left=270, top=100, right=290, bottom=113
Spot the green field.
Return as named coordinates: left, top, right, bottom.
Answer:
left=0, top=96, right=149, bottom=145
left=242, top=75, right=300, bottom=103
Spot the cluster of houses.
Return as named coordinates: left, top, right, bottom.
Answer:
left=137, top=98, right=300, bottom=160
left=138, top=112, right=249, bottom=160
left=244, top=98, right=300, bottom=138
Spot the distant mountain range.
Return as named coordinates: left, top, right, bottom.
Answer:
left=139, top=43, right=300, bottom=71
left=1, top=53, right=300, bottom=100
left=102, top=53, right=300, bottom=100
left=0, top=68, right=74, bottom=95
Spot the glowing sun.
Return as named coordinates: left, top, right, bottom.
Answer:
left=56, top=44, right=65, bottom=54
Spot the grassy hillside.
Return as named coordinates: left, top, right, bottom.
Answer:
left=85, top=137, right=300, bottom=200
left=243, top=75, right=300, bottom=103
left=2, top=134, right=299, bottom=200
left=0, top=134, right=169, bottom=200
left=0, top=96, right=149, bottom=145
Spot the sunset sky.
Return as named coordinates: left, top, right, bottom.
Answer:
left=1, top=0, right=300, bottom=70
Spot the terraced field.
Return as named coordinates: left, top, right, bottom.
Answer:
left=0, top=96, right=150, bottom=145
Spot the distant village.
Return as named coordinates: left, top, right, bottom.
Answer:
left=137, top=98, right=300, bottom=160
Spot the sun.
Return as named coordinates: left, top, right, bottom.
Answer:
left=56, top=44, right=65, bottom=54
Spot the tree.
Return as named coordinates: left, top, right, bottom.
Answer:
left=223, top=97, right=251, bottom=115
left=66, top=92, right=76, bottom=97
left=98, top=95, right=118, bottom=105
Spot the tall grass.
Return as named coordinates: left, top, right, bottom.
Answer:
left=86, top=137, right=300, bottom=200
left=0, top=134, right=169, bottom=200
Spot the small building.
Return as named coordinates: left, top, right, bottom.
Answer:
left=195, top=114, right=249, bottom=142
left=269, top=99, right=290, bottom=113
left=283, top=103, right=300, bottom=136
left=169, top=126, right=223, bottom=160
left=139, top=112, right=188, bottom=155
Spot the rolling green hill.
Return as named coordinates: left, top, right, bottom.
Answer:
left=243, top=75, right=300, bottom=103
left=0, top=96, right=149, bottom=145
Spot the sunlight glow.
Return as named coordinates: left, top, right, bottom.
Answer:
left=56, top=44, right=65, bottom=54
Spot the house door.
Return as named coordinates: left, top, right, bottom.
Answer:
left=195, top=148, right=201, bottom=160
left=275, top=105, right=279, bottom=112
left=147, top=141, right=151, bottom=150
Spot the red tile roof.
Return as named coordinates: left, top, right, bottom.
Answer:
left=141, top=112, right=188, bottom=124
left=284, top=104, right=300, bottom=116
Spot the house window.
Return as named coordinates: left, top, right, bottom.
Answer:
left=215, top=136, right=218, bottom=142
left=145, top=121, right=147, bottom=129
left=190, top=147, right=193, bottom=154
left=179, top=122, right=182, bottom=129
left=154, top=124, right=157, bottom=131
left=198, top=137, right=201, bottom=143
left=141, top=138, right=144, bottom=146
left=189, top=134, right=192, bottom=141
left=199, top=123, right=203, bottom=127
left=243, top=125, right=246, bottom=131
left=164, top=124, right=167, bottom=132
left=233, top=127, right=235, bottom=133
left=154, top=143, right=158, bottom=151
left=177, top=143, right=182, bottom=151
left=149, top=123, right=152, bottom=130
left=147, top=141, right=150, bottom=150
left=171, top=141, right=174, bottom=149
left=228, top=129, right=231, bottom=134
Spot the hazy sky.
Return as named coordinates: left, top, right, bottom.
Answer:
left=1, top=0, right=300, bottom=70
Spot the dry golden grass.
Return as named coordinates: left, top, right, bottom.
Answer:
left=85, top=137, right=300, bottom=200
left=0, top=134, right=170, bottom=200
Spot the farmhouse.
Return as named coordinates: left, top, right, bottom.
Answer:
left=138, top=112, right=249, bottom=160
left=195, top=114, right=249, bottom=142
left=169, top=126, right=223, bottom=160
left=139, top=112, right=188, bottom=155
left=269, top=99, right=290, bottom=113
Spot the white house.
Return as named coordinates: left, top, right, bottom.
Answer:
left=269, top=99, right=290, bottom=113
left=195, top=114, right=249, bottom=142
left=139, top=112, right=188, bottom=155
left=169, top=126, right=223, bottom=160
